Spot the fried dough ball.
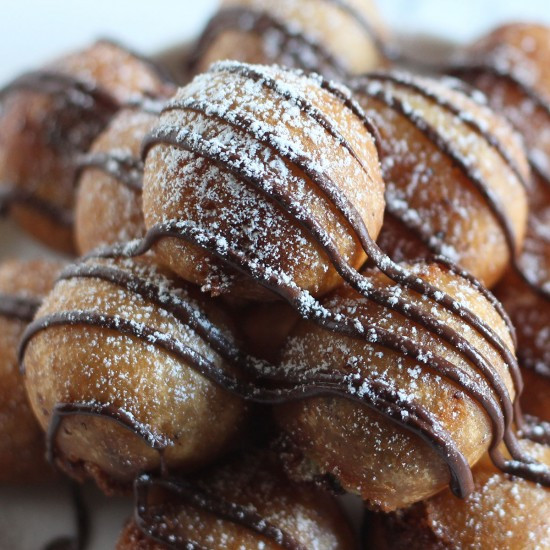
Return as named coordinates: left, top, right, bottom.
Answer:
left=366, top=440, right=550, bottom=550
left=0, top=259, right=64, bottom=483
left=75, top=107, right=159, bottom=254
left=351, top=71, right=530, bottom=288
left=275, top=261, right=516, bottom=511
left=495, top=171, right=550, bottom=420
left=189, top=0, right=389, bottom=79
left=142, top=61, right=385, bottom=301
left=454, top=23, right=550, bottom=178
left=116, top=450, right=356, bottom=550
left=0, top=40, right=172, bottom=253
left=22, top=256, right=247, bottom=494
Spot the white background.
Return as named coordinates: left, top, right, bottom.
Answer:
left=1, top=0, right=550, bottom=83
left=1, top=1, right=549, bottom=549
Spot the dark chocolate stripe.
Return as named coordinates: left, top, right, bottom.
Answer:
left=0, top=70, right=119, bottom=111
left=320, top=0, right=393, bottom=57
left=451, top=63, right=550, bottom=119
left=76, top=152, right=144, bottom=192
left=0, top=293, right=41, bottom=322
left=135, top=475, right=308, bottom=550
left=357, top=71, right=530, bottom=190
left=0, top=186, right=74, bottom=227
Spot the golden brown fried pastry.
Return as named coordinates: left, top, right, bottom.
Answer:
left=116, top=450, right=356, bottom=550
left=142, top=61, right=385, bottom=301
left=453, top=23, right=550, bottom=178
left=366, top=440, right=550, bottom=550
left=0, top=259, right=64, bottom=483
left=0, top=40, right=172, bottom=253
left=75, top=106, right=160, bottom=254
left=188, top=0, right=389, bottom=79
left=275, top=261, right=521, bottom=511
left=21, top=255, right=247, bottom=494
left=350, top=71, right=530, bottom=288
left=495, top=171, right=550, bottom=420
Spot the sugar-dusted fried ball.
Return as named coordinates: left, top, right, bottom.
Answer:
left=366, top=440, right=550, bottom=549
left=275, top=261, right=517, bottom=511
left=189, top=0, right=389, bottom=79
left=0, top=40, right=172, bottom=253
left=22, top=256, right=247, bottom=494
left=75, top=107, right=160, bottom=254
left=0, top=259, right=64, bottom=483
left=454, top=23, right=550, bottom=178
left=142, top=61, right=385, bottom=301
left=116, top=450, right=356, bottom=549
left=351, top=71, right=530, bottom=288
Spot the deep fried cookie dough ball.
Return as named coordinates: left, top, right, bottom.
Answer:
left=366, top=441, right=550, bottom=550
left=190, top=0, right=389, bottom=79
left=75, top=107, right=159, bottom=254
left=117, top=451, right=356, bottom=550
left=142, top=61, right=385, bottom=301
left=275, top=262, right=516, bottom=511
left=0, top=259, right=63, bottom=483
left=454, top=24, right=550, bottom=179
left=22, top=256, right=247, bottom=493
left=0, top=40, right=172, bottom=253
left=351, top=71, right=529, bottom=288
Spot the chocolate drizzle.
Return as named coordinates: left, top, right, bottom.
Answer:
left=0, top=70, right=120, bottom=111
left=44, top=483, right=89, bottom=550
left=76, top=152, right=144, bottom=192
left=0, top=292, right=41, bottom=322
left=0, top=186, right=74, bottom=227
left=134, top=474, right=308, bottom=550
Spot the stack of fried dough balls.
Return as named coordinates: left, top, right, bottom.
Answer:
left=2, top=5, right=550, bottom=550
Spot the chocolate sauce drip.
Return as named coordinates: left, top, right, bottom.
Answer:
left=57, top=260, right=509, bottom=457
left=0, top=292, right=41, bottom=322
left=520, top=416, right=550, bottom=446
left=76, top=152, right=144, bottom=192
left=134, top=475, right=308, bottom=550
left=20, top=305, right=476, bottom=499
left=0, top=186, right=74, bottom=227
left=44, top=483, right=89, bottom=550
left=0, top=70, right=120, bottom=231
